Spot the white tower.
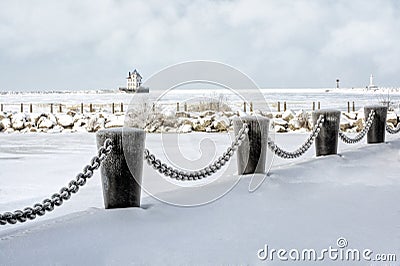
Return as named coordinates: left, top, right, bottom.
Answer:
left=368, top=74, right=378, bottom=89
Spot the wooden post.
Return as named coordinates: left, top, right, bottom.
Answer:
left=312, top=102, right=315, bottom=111
left=59, top=104, right=62, bottom=113
left=176, top=102, right=179, bottom=112
left=364, top=105, right=387, bottom=144
left=29, top=104, right=33, bottom=113
left=50, top=103, right=53, bottom=114
left=96, top=128, right=145, bottom=209
left=112, top=103, right=115, bottom=114
left=277, top=101, right=281, bottom=112
left=347, top=102, right=350, bottom=113
left=152, top=103, right=155, bottom=112
left=233, top=116, right=269, bottom=174
left=20, top=103, right=23, bottom=113
left=284, top=102, right=287, bottom=112
left=90, top=103, right=93, bottom=113
left=352, top=101, right=355, bottom=112
left=81, top=103, right=84, bottom=114
left=312, top=110, right=341, bottom=156
left=0, top=104, right=3, bottom=112
left=250, top=102, right=253, bottom=112
left=120, top=102, right=124, bottom=112
left=184, top=102, right=187, bottom=112
left=318, top=102, right=321, bottom=110
left=244, top=102, right=247, bottom=112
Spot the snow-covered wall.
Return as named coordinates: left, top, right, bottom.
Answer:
left=0, top=109, right=399, bottom=134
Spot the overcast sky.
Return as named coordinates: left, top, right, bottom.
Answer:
left=1, top=0, right=399, bottom=91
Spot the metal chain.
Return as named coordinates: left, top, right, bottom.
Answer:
left=339, top=110, right=375, bottom=144
left=144, top=123, right=249, bottom=181
left=386, top=123, right=400, bottom=134
left=267, top=115, right=325, bottom=159
left=0, top=139, right=113, bottom=226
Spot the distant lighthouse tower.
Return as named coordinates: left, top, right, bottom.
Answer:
left=368, top=74, right=378, bottom=89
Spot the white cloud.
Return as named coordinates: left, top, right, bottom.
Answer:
left=0, top=0, right=399, bottom=90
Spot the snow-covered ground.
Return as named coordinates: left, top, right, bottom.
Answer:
left=0, top=132, right=399, bottom=265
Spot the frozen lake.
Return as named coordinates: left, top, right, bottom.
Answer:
left=1, top=88, right=400, bottom=113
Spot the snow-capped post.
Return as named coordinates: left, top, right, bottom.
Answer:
left=278, top=101, right=281, bottom=112
left=364, top=105, right=387, bottom=143
left=80, top=103, right=84, bottom=114
left=312, top=109, right=341, bottom=156
left=233, top=116, right=269, bottom=174
left=96, top=128, right=145, bottom=209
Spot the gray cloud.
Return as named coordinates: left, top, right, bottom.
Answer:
left=0, top=0, right=399, bottom=91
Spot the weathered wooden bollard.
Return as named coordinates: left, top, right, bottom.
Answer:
left=364, top=105, right=387, bottom=144
left=233, top=116, right=269, bottom=174
left=96, top=128, right=145, bottom=209
left=312, top=110, right=341, bottom=156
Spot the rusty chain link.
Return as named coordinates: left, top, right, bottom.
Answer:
left=267, top=114, right=325, bottom=159
left=0, top=139, right=113, bottom=226
left=144, top=123, right=249, bottom=180
left=339, top=110, right=375, bottom=144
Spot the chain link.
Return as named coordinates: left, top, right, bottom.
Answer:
left=267, top=115, right=325, bottom=159
left=386, top=123, right=400, bottom=134
left=144, top=123, right=249, bottom=181
left=0, top=139, right=113, bottom=226
left=339, top=110, right=375, bottom=144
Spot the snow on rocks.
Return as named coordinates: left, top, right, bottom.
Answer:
left=0, top=108, right=399, bottom=134
left=11, top=113, right=26, bottom=130
left=57, top=114, right=74, bottom=128
left=282, top=109, right=295, bottom=122
left=387, top=112, right=398, bottom=126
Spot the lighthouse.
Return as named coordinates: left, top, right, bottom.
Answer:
left=368, top=74, right=378, bottom=89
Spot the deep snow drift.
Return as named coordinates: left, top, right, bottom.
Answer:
left=0, top=132, right=399, bottom=264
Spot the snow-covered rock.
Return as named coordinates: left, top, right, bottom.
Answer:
left=0, top=112, right=7, bottom=120
left=0, top=118, right=11, bottom=131
left=57, top=114, right=74, bottom=127
left=48, top=125, right=63, bottom=133
left=274, top=125, right=287, bottom=133
left=288, top=118, right=301, bottom=131
left=387, top=112, right=398, bottom=126
left=273, top=118, right=288, bottom=127
left=105, top=117, right=124, bottom=129
left=37, top=116, right=55, bottom=129
left=212, top=116, right=230, bottom=131
left=340, top=116, right=354, bottom=132
left=282, top=109, right=295, bottom=122
left=11, top=113, right=26, bottom=130
left=178, top=124, right=192, bottom=133
left=343, top=112, right=357, bottom=120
